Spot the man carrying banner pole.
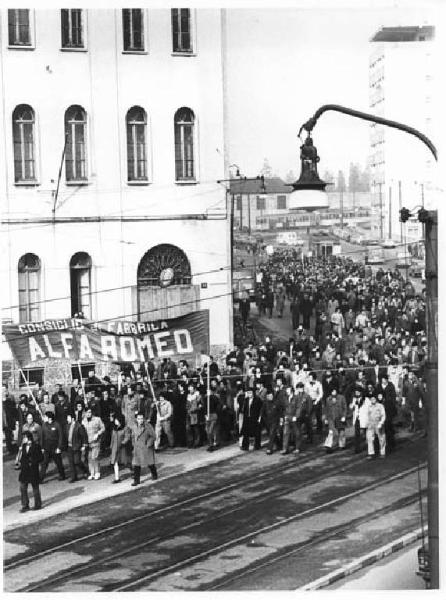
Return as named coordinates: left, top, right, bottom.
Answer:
left=204, top=359, right=220, bottom=452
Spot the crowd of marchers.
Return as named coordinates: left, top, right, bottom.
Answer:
left=2, top=253, right=427, bottom=513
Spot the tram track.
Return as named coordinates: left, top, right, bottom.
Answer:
left=4, top=437, right=364, bottom=570
left=12, top=460, right=426, bottom=592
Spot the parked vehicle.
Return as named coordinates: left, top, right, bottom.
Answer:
left=366, top=238, right=380, bottom=246
left=382, top=239, right=397, bottom=249
left=409, top=263, right=424, bottom=278
left=366, top=250, right=384, bottom=265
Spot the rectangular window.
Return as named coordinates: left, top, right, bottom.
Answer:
left=236, top=196, right=242, bottom=211
left=61, top=9, right=84, bottom=49
left=8, top=9, right=32, bottom=47
left=256, top=196, right=266, bottom=210
left=19, top=368, right=44, bottom=388
left=277, top=195, right=287, bottom=210
left=71, top=363, right=95, bottom=381
left=122, top=9, right=145, bottom=52
left=171, top=8, right=193, bottom=53
left=175, top=123, right=194, bottom=180
left=18, top=269, right=40, bottom=322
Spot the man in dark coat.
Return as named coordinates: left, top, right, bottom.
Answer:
left=131, top=413, right=157, bottom=485
left=376, top=375, right=397, bottom=453
left=238, top=388, right=263, bottom=451
left=18, top=431, right=43, bottom=512
left=65, top=413, right=89, bottom=482
left=40, top=412, right=66, bottom=482
left=261, top=390, right=283, bottom=454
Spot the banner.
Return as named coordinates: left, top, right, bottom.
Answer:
left=3, top=310, right=210, bottom=366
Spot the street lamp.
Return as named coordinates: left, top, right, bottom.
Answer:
left=293, top=103, right=438, bottom=588
left=288, top=134, right=329, bottom=258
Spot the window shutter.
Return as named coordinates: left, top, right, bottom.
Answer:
left=171, top=9, right=179, bottom=51
left=122, top=9, right=130, bottom=50
left=61, top=9, right=69, bottom=47
left=18, top=9, right=30, bottom=45
left=133, top=9, right=143, bottom=50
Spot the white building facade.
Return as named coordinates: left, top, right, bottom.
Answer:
left=1, top=8, right=232, bottom=385
left=368, top=25, right=437, bottom=242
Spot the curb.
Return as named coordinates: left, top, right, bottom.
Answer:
left=299, top=526, right=427, bottom=590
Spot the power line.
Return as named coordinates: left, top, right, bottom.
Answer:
left=2, top=265, right=231, bottom=312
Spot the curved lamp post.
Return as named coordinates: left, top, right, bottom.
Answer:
left=292, top=104, right=438, bottom=588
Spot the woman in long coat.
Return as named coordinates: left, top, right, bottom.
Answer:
left=109, top=413, right=131, bottom=483
left=130, top=413, right=157, bottom=485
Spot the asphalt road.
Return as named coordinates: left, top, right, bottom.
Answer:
left=4, top=433, right=427, bottom=592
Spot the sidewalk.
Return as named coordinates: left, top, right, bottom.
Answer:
left=3, top=428, right=419, bottom=533
left=2, top=442, right=244, bottom=532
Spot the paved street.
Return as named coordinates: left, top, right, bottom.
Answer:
left=4, top=433, right=427, bottom=592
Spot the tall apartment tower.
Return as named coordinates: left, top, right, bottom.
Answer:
left=368, top=25, right=435, bottom=242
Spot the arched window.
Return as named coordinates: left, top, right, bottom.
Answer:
left=174, top=107, right=195, bottom=181
left=13, top=104, right=36, bottom=183
left=137, top=244, right=191, bottom=287
left=70, top=252, right=92, bottom=318
left=18, top=253, right=41, bottom=322
left=65, top=105, right=87, bottom=182
left=126, top=106, right=147, bottom=182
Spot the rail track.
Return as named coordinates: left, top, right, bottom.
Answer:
left=6, top=444, right=427, bottom=592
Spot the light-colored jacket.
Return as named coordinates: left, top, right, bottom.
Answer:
left=350, top=397, right=371, bottom=429
left=157, top=399, right=172, bottom=422
left=367, top=402, right=386, bottom=429
left=305, top=380, right=323, bottom=404
left=82, top=416, right=105, bottom=445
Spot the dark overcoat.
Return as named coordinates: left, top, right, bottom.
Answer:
left=131, top=422, right=156, bottom=467
left=18, top=441, right=43, bottom=485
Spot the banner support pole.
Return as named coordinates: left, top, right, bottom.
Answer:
left=18, top=366, right=43, bottom=420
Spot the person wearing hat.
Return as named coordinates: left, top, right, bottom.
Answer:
left=18, top=430, right=43, bottom=512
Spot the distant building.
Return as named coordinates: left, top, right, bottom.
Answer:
left=230, top=178, right=371, bottom=232
left=368, top=25, right=435, bottom=242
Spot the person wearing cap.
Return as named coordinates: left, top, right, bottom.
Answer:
left=323, top=388, right=347, bottom=453
left=366, top=395, right=386, bottom=459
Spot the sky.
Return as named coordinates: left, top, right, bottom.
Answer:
left=225, top=1, right=439, bottom=181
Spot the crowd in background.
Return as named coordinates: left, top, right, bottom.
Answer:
left=3, top=253, right=428, bottom=510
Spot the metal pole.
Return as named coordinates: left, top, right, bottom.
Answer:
left=248, top=193, right=251, bottom=236
left=388, top=185, right=392, bottom=239
left=399, top=180, right=403, bottom=243
left=425, top=210, right=438, bottom=588
left=379, top=183, right=383, bottom=240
